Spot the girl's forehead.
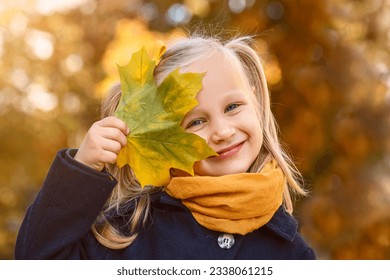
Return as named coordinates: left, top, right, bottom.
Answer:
left=194, top=52, right=252, bottom=91
left=186, top=51, right=249, bottom=82
left=183, top=52, right=253, bottom=102
left=187, top=51, right=235, bottom=70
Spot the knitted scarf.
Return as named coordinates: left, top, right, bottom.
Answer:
left=165, top=161, right=285, bottom=235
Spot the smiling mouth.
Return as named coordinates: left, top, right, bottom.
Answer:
left=214, top=142, right=245, bottom=160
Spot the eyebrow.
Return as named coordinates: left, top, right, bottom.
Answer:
left=220, top=89, right=251, bottom=99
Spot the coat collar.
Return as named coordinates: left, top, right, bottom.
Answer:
left=266, top=206, right=298, bottom=242
left=152, top=191, right=298, bottom=242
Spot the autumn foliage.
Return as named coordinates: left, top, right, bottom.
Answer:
left=0, top=0, right=389, bottom=259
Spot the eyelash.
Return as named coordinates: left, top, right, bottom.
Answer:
left=186, top=119, right=204, bottom=128
left=225, top=103, right=240, bottom=112
left=185, top=103, right=242, bottom=129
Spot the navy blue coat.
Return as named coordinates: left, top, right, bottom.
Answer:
left=15, top=149, right=316, bottom=260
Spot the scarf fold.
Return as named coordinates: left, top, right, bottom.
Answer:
left=165, top=161, right=286, bottom=235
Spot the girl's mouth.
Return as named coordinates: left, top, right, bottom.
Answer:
left=215, top=142, right=244, bottom=160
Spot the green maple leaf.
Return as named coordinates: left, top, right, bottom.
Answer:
left=114, top=47, right=217, bottom=187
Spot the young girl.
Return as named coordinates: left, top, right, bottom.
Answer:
left=15, top=35, right=316, bottom=259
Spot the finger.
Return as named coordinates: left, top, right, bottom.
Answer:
left=99, top=127, right=128, bottom=147
left=99, top=116, right=129, bottom=135
left=99, top=138, right=124, bottom=154
left=99, top=150, right=118, bottom=164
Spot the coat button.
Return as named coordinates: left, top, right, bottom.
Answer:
left=217, top=233, right=235, bottom=249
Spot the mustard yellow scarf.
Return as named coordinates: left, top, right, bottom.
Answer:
left=165, top=161, right=285, bottom=235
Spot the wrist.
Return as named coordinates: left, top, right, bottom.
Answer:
left=74, top=151, right=104, bottom=172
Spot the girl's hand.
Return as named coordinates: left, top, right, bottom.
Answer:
left=74, top=116, right=129, bottom=171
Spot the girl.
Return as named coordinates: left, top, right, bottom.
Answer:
left=15, top=35, right=316, bottom=259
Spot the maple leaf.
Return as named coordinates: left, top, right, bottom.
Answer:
left=114, top=47, right=217, bottom=187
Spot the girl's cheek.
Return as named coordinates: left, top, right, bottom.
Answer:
left=192, top=130, right=208, bottom=142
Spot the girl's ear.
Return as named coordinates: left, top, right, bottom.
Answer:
left=251, top=86, right=256, bottom=94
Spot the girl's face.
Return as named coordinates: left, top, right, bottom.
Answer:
left=181, top=52, right=263, bottom=176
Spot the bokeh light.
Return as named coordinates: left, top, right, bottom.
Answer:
left=0, top=0, right=389, bottom=260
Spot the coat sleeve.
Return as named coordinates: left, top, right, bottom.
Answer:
left=15, top=149, right=117, bottom=259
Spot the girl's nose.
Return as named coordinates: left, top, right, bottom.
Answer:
left=210, top=123, right=235, bottom=143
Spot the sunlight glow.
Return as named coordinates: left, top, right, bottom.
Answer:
left=139, top=2, right=158, bottom=22
left=25, top=29, right=54, bottom=60
left=35, top=0, right=92, bottom=15
left=63, top=92, right=81, bottom=113
left=9, top=13, right=29, bottom=37
left=229, top=0, right=246, bottom=14
left=11, top=69, right=30, bottom=90
left=24, top=83, right=58, bottom=112
left=64, top=54, right=84, bottom=74
left=166, top=3, right=192, bottom=25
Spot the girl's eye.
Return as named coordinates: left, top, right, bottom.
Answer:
left=186, top=119, right=204, bottom=129
left=225, top=103, right=240, bottom=112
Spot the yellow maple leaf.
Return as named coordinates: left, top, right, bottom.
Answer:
left=115, top=46, right=217, bottom=187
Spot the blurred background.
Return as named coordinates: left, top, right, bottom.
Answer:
left=0, top=0, right=389, bottom=260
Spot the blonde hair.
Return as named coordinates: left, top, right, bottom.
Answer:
left=92, top=34, right=307, bottom=249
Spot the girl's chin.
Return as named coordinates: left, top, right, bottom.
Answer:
left=171, top=162, right=249, bottom=178
left=194, top=164, right=250, bottom=176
